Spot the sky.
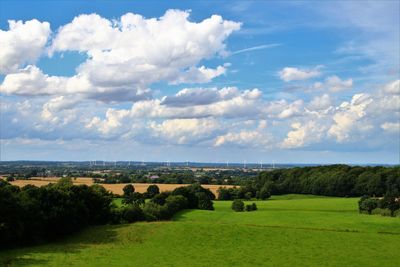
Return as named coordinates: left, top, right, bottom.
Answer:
left=0, top=0, right=399, bottom=164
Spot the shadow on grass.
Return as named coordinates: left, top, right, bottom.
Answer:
left=0, top=224, right=129, bottom=266
left=172, top=209, right=195, bottom=221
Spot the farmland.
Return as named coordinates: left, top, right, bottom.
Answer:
left=8, top=177, right=234, bottom=196
left=1, top=195, right=399, bottom=266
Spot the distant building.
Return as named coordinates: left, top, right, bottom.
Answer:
left=149, top=175, right=160, bottom=179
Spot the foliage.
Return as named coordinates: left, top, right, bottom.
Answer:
left=171, top=184, right=215, bottom=210
left=145, top=184, right=160, bottom=198
left=359, top=195, right=399, bottom=217
left=232, top=199, right=244, bottom=212
left=245, top=203, right=258, bottom=211
left=252, top=165, right=400, bottom=197
left=0, top=179, right=114, bottom=248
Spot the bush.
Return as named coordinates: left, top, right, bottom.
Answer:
left=142, top=202, right=169, bottom=221
left=232, top=199, right=244, bottom=212
left=121, top=205, right=144, bottom=223
left=245, top=202, right=258, bottom=212
left=150, top=192, right=171, bottom=205
left=359, top=197, right=379, bottom=214
left=165, top=195, right=188, bottom=214
left=394, top=210, right=400, bottom=217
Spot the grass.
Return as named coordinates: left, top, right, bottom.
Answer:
left=1, top=195, right=400, bottom=266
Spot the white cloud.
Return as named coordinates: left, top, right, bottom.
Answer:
left=325, top=75, right=353, bottom=92
left=149, top=118, right=220, bottom=145
left=0, top=19, right=50, bottom=74
left=328, top=93, right=373, bottom=142
left=161, top=87, right=239, bottom=107
left=381, top=122, right=400, bottom=133
left=51, top=10, right=240, bottom=90
left=307, top=94, right=332, bottom=110
left=130, top=87, right=262, bottom=119
left=279, top=66, right=321, bottom=82
left=383, top=80, right=400, bottom=94
left=282, top=121, right=325, bottom=148
left=1, top=10, right=240, bottom=103
left=214, top=129, right=272, bottom=148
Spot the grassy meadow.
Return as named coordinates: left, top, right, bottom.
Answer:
left=1, top=195, right=400, bottom=266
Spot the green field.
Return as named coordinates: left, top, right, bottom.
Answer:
left=1, top=195, right=400, bottom=266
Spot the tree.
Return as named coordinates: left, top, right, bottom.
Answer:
left=231, top=199, right=244, bottom=212
left=122, top=184, right=135, bottom=205
left=257, top=183, right=271, bottom=200
left=150, top=192, right=171, bottom=205
left=196, top=192, right=214, bottom=210
left=380, top=193, right=400, bottom=216
left=359, top=198, right=379, bottom=214
left=146, top=185, right=160, bottom=198
left=123, top=184, right=135, bottom=195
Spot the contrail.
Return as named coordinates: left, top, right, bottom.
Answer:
left=231, top=43, right=281, bottom=55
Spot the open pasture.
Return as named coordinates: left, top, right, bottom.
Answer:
left=1, top=195, right=399, bottom=266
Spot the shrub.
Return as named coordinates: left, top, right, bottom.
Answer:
left=150, top=192, right=171, bottom=205
left=165, top=195, right=188, bottom=214
left=232, top=199, right=244, bottom=212
left=394, top=209, right=400, bottom=217
left=121, top=205, right=144, bottom=223
left=359, top=198, right=379, bottom=214
left=143, top=202, right=169, bottom=221
left=245, top=202, right=258, bottom=212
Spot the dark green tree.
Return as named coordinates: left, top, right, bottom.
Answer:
left=146, top=185, right=160, bottom=198
left=231, top=199, right=244, bottom=212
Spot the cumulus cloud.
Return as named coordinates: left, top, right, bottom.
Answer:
left=328, top=94, right=373, bottom=142
left=383, top=80, right=400, bottom=94
left=130, top=87, right=262, bottom=119
left=279, top=66, right=322, bottom=82
left=161, top=87, right=239, bottom=107
left=214, top=129, right=272, bottom=148
left=1, top=10, right=240, bottom=103
left=313, top=75, right=353, bottom=92
left=149, top=118, right=220, bottom=145
left=0, top=19, right=50, bottom=74
left=282, top=121, right=326, bottom=148
left=307, top=94, right=332, bottom=110
left=50, top=10, right=240, bottom=90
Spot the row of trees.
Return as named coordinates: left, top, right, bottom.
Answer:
left=114, top=183, right=214, bottom=223
left=0, top=180, right=215, bottom=249
left=0, top=178, right=114, bottom=249
left=217, top=185, right=271, bottom=200
left=250, top=165, right=399, bottom=197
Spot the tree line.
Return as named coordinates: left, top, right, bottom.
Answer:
left=0, top=179, right=215, bottom=249
left=249, top=165, right=399, bottom=197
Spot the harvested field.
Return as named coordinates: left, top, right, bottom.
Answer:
left=9, top=177, right=236, bottom=196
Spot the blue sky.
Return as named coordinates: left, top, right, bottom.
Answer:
left=0, top=0, right=399, bottom=164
